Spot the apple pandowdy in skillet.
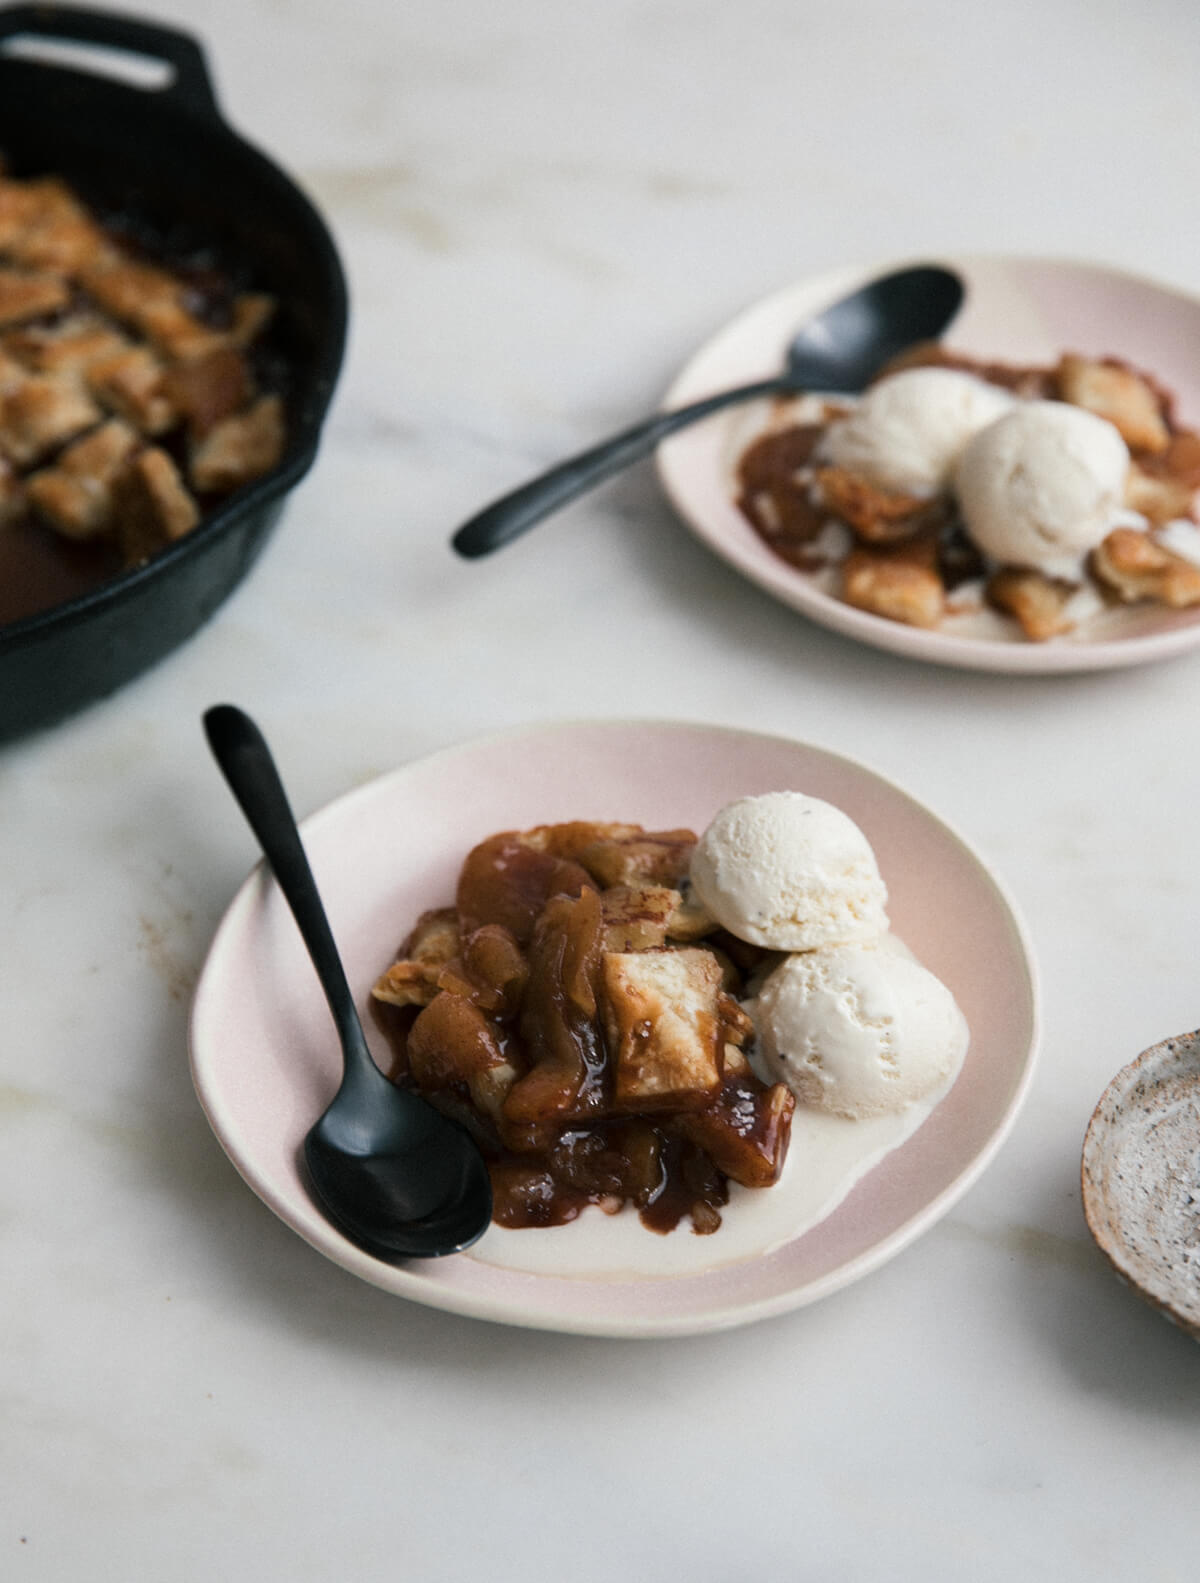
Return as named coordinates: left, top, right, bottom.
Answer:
left=0, top=161, right=286, bottom=623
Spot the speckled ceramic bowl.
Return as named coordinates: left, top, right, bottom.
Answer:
left=1081, top=1031, right=1200, bottom=1340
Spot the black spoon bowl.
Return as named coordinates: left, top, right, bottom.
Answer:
left=452, top=263, right=964, bottom=559
left=203, top=704, right=493, bottom=1261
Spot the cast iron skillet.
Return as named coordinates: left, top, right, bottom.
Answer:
left=0, top=4, right=347, bottom=741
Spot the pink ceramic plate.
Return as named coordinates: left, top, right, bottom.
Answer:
left=189, top=720, right=1039, bottom=1336
left=657, top=255, right=1200, bottom=673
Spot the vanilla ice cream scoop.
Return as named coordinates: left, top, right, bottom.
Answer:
left=820, top=366, right=1016, bottom=498
left=953, top=399, right=1129, bottom=578
left=752, top=938, right=969, bottom=1119
left=689, top=791, right=888, bottom=951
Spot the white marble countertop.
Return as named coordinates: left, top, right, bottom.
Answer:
left=3, top=0, right=1198, bottom=1576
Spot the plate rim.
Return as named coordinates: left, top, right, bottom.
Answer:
left=189, top=715, right=1042, bottom=1337
left=655, top=251, right=1200, bottom=675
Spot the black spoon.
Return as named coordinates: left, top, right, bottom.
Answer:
left=452, top=262, right=964, bottom=559
left=203, top=704, right=492, bottom=1261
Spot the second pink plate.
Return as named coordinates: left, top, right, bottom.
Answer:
left=657, top=255, right=1200, bottom=673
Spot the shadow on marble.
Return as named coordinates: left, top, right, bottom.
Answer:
left=972, top=1149, right=1200, bottom=1409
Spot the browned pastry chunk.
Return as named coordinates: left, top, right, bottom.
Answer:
left=1124, top=462, right=1197, bottom=526
left=29, top=185, right=275, bottom=360
left=1, top=178, right=112, bottom=273
left=664, top=885, right=717, bottom=943
left=0, top=174, right=48, bottom=247
left=0, top=266, right=71, bottom=329
left=602, top=947, right=725, bottom=1112
left=372, top=908, right=462, bottom=1009
left=1056, top=354, right=1170, bottom=454
left=189, top=394, right=285, bottom=494
left=24, top=418, right=140, bottom=539
left=4, top=313, right=131, bottom=375
left=138, top=299, right=230, bottom=363
left=85, top=345, right=175, bottom=435
left=841, top=538, right=945, bottom=628
left=519, top=820, right=646, bottom=867
left=813, top=464, right=950, bottom=544
left=1092, top=525, right=1200, bottom=607
left=75, top=254, right=220, bottom=363
left=110, top=446, right=200, bottom=561
left=140, top=291, right=275, bottom=365
left=600, top=884, right=682, bottom=952
left=142, top=290, right=273, bottom=365
left=1125, top=428, right=1200, bottom=527
left=0, top=367, right=101, bottom=467
left=161, top=346, right=253, bottom=437
left=75, top=253, right=181, bottom=325
left=986, top=567, right=1078, bottom=640
left=569, top=826, right=696, bottom=890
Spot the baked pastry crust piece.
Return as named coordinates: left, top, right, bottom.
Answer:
left=189, top=393, right=285, bottom=494
left=0, top=367, right=101, bottom=467
left=85, top=344, right=175, bottom=435
left=1056, top=353, right=1170, bottom=454
left=0, top=266, right=71, bottom=328
left=814, top=463, right=948, bottom=544
left=111, top=447, right=200, bottom=562
left=4, top=313, right=131, bottom=375
left=986, top=568, right=1079, bottom=640
left=25, top=418, right=139, bottom=539
left=372, top=908, right=462, bottom=1009
left=602, top=947, right=724, bottom=1112
left=842, top=539, right=945, bottom=628
left=1092, top=526, right=1200, bottom=607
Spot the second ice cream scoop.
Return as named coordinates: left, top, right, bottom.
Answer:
left=954, top=400, right=1130, bottom=577
left=752, top=938, right=969, bottom=1119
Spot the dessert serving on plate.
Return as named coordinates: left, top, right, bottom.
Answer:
left=189, top=719, right=1037, bottom=1332
left=734, top=344, right=1200, bottom=642
left=655, top=257, right=1200, bottom=672
left=370, top=790, right=969, bottom=1259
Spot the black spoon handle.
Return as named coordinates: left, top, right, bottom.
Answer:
left=451, top=372, right=791, bottom=558
left=203, top=704, right=367, bottom=1065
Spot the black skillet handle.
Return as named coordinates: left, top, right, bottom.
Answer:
left=0, top=3, right=220, bottom=118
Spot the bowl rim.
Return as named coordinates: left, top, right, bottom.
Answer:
left=1080, top=1028, right=1200, bottom=1341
